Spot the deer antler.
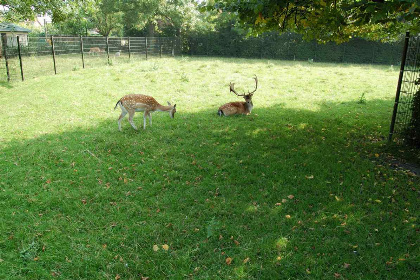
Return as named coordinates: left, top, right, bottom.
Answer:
left=229, top=75, right=258, bottom=97
left=248, top=75, right=258, bottom=95
left=229, top=82, right=246, bottom=97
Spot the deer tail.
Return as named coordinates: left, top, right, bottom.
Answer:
left=114, top=99, right=122, bottom=110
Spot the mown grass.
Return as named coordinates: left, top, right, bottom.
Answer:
left=0, top=57, right=418, bottom=279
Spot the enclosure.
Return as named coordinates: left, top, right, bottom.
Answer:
left=0, top=57, right=418, bottom=279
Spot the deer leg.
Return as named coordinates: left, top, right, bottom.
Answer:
left=143, top=112, right=148, bottom=129
left=149, top=112, right=152, bottom=127
left=118, top=108, right=128, bottom=131
left=128, top=110, right=137, bottom=130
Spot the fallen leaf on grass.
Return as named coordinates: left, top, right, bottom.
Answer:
left=115, top=275, right=121, bottom=280
left=305, top=175, right=314, bottom=179
left=285, top=215, right=291, bottom=219
left=153, top=245, right=159, bottom=251
left=226, top=257, right=232, bottom=265
left=287, top=195, right=294, bottom=199
left=162, top=244, right=169, bottom=251
left=343, top=263, right=350, bottom=269
left=243, top=257, right=250, bottom=264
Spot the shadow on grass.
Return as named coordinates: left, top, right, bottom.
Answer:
left=1, top=100, right=418, bottom=279
left=0, top=80, right=13, bottom=89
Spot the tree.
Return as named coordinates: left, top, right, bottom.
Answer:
left=0, top=0, right=75, bottom=22
left=204, top=0, right=420, bottom=42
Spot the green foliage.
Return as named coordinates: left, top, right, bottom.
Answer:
left=204, top=0, right=420, bottom=42
left=0, top=0, right=78, bottom=22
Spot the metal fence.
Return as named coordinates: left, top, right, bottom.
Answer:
left=185, top=32, right=404, bottom=65
left=0, top=36, right=180, bottom=82
left=389, top=32, right=420, bottom=145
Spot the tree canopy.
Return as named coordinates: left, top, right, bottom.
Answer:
left=204, top=0, right=420, bottom=42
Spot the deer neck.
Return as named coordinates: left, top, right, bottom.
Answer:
left=245, top=101, right=253, bottom=113
left=156, top=104, right=173, bottom=112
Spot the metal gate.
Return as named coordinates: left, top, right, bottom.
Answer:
left=389, top=32, right=420, bottom=144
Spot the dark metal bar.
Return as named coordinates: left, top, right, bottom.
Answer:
left=51, top=35, right=57, bottom=74
left=128, top=37, right=131, bottom=59
left=159, top=37, right=162, bottom=58
left=1, top=33, right=10, bottom=82
left=388, top=32, right=410, bottom=142
left=80, top=36, right=85, bottom=69
left=17, top=36, right=24, bottom=81
left=172, top=39, right=175, bottom=57
left=106, top=36, right=110, bottom=64
left=145, top=37, right=148, bottom=60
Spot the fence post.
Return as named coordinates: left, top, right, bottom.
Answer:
left=51, top=35, right=57, bottom=74
left=145, top=37, right=148, bottom=60
left=172, top=38, right=175, bottom=57
left=388, top=32, right=410, bottom=142
left=159, top=37, right=162, bottom=58
left=17, top=36, right=24, bottom=81
left=128, top=37, right=131, bottom=59
left=1, top=33, right=10, bottom=82
left=106, top=36, right=110, bottom=64
left=80, top=36, right=85, bottom=69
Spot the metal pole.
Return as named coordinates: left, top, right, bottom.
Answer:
left=106, top=36, right=110, bottom=64
left=1, top=33, right=10, bottom=82
left=172, top=38, right=175, bottom=57
left=51, top=35, right=57, bottom=74
left=145, top=37, right=148, bottom=60
left=388, top=32, right=410, bottom=142
left=159, top=37, right=162, bottom=58
left=80, top=36, right=85, bottom=69
left=128, top=37, right=131, bottom=59
left=17, top=36, right=24, bottom=81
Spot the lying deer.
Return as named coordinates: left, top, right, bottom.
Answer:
left=218, top=75, right=258, bottom=116
left=114, top=94, right=176, bottom=131
left=88, top=47, right=103, bottom=55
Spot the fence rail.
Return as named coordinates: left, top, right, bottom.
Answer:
left=0, top=36, right=180, bottom=82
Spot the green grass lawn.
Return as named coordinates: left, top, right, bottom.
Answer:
left=0, top=57, right=418, bottom=279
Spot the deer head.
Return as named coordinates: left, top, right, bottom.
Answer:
left=229, top=75, right=258, bottom=103
left=167, top=102, right=177, bottom=118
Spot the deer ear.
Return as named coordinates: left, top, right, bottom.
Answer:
left=174, top=104, right=176, bottom=108
left=167, top=101, right=172, bottom=106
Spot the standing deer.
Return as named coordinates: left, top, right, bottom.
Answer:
left=114, top=94, right=176, bottom=131
left=218, top=75, right=258, bottom=116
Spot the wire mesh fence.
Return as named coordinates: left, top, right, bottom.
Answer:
left=0, top=36, right=179, bottom=82
left=389, top=33, right=420, bottom=146
left=185, top=32, right=404, bottom=65
left=0, top=33, right=406, bottom=83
